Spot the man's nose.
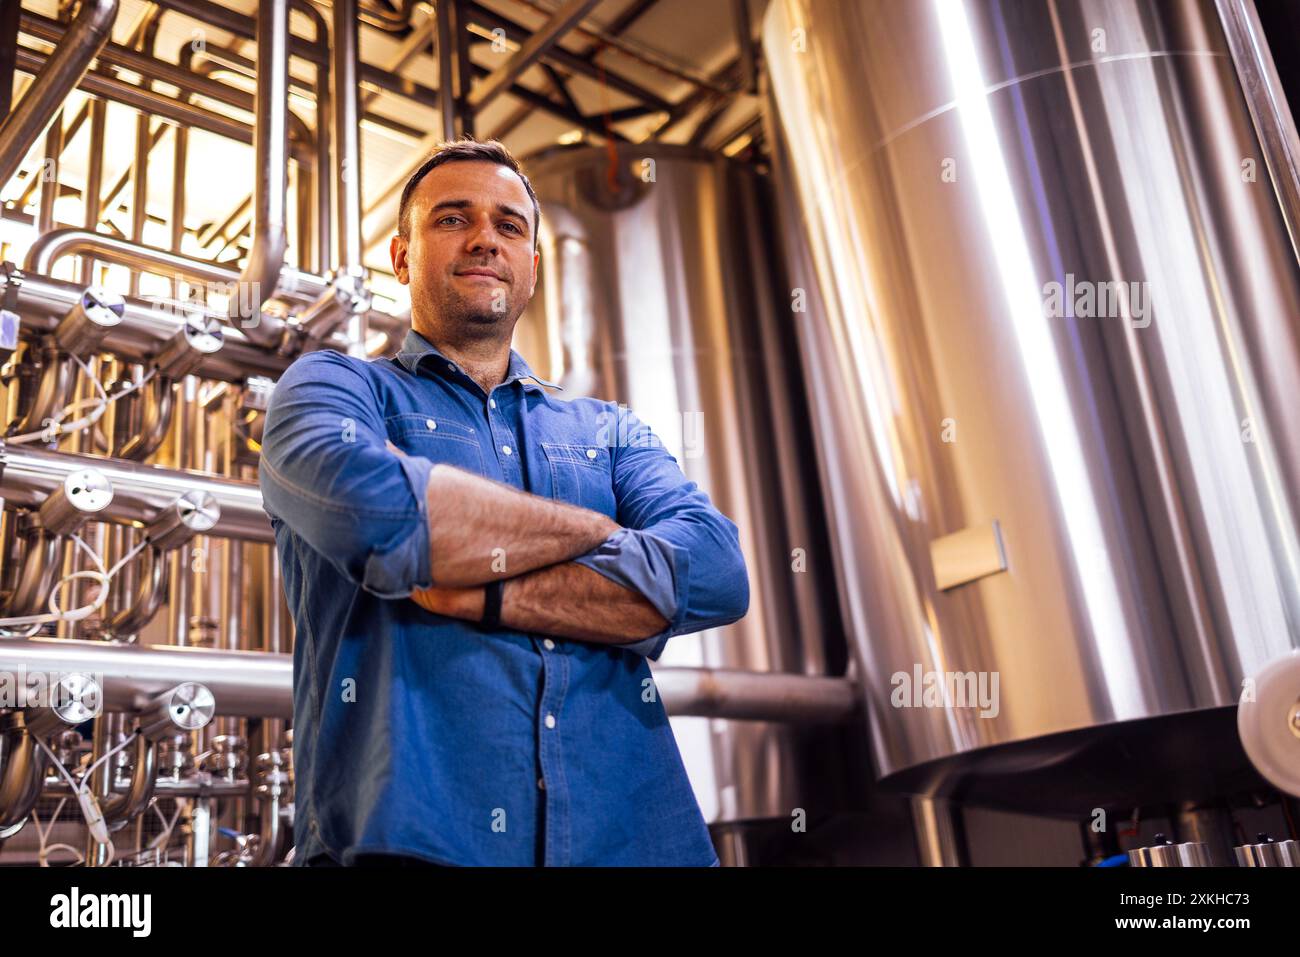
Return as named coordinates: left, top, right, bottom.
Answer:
left=464, top=215, right=499, bottom=254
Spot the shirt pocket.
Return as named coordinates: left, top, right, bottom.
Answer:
left=385, top=412, right=484, bottom=474
left=541, top=442, right=616, bottom=517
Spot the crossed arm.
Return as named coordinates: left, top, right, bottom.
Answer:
left=400, top=459, right=673, bottom=646
left=258, top=350, right=748, bottom=661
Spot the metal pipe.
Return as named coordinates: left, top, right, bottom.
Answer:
left=119, top=373, right=175, bottom=462
left=227, top=0, right=291, bottom=348
left=101, top=734, right=157, bottom=825
left=166, top=378, right=196, bottom=647
left=314, top=59, right=333, bottom=274
left=105, top=545, right=170, bottom=638
left=0, top=715, right=43, bottom=833
left=250, top=748, right=287, bottom=866
left=3, top=270, right=296, bottom=382
left=652, top=668, right=861, bottom=723
left=37, top=110, right=65, bottom=235
left=25, top=228, right=330, bottom=307
left=330, top=0, right=370, bottom=355
left=332, top=0, right=364, bottom=273
left=0, top=639, right=292, bottom=719
left=81, top=99, right=107, bottom=285
left=0, top=445, right=273, bottom=544
left=0, top=0, right=119, bottom=189
left=5, top=526, right=64, bottom=619
left=5, top=340, right=75, bottom=440
left=129, top=114, right=151, bottom=298
left=0, top=640, right=861, bottom=727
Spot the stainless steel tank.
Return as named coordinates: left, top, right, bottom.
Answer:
left=763, top=0, right=1300, bottom=812
left=515, top=143, right=850, bottom=823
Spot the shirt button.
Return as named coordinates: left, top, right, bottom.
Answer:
left=544, top=713, right=556, bottom=729
left=537, top=777, right=546, bottom=790
left=489, top=398, right=496, bottom=409
left=425, top=418, right=437, bottom=430
left=585, top=448, right=597, bottom=459
left=543, top=638, right=555, bottom=651
left=502, top=445, right=512, bottom=455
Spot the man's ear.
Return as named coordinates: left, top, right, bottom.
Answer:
left=390, top=234, right=410, bottom=285
left=528, top=247, right=540, bottom=297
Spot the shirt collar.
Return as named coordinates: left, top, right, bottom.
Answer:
left=395, top=328, right=563, bottom=392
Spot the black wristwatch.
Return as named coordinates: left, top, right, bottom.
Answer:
left=479, top=579, right=504, bottom=630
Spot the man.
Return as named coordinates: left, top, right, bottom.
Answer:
left=259, top=137, right=750, bottom=867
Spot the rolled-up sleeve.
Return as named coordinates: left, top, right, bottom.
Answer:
left=571, top=405, right=749, bottom=661
left=258, top=350, right=435, bottom=598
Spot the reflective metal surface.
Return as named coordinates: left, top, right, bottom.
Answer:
left=517, top=143, right=848, bottom=822
left=764, top=0, right=1300, bottom=801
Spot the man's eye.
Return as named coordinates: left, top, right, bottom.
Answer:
left=500, top=222, right=521, bottom=234
left=439, top=216, right=463, bottom=226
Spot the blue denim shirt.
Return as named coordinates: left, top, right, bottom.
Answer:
left=259, top=329, right=749, bottom=866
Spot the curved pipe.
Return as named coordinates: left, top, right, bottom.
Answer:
left=252, top=798, right=284, bottom=866
left=227, top=0, right=291, bottom=347
left=23, top=229, right=328, bottom=307
left=0, top=715, right=44, bottom=832
left=101, top=734, right=157, bottom=826
left=117, top=376, right=175, bottom=461
left=0, top=0, right=119, bottom=188
left=4, top=526, right=64, bottom=619
left=5, top=340, right=76, bottom=440
left=105, top=545, right=169, bottom=638
left=250, top=752, right=288, bottom=866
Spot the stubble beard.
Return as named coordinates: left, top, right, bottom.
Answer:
left=412, top=280, right=520, bottom=339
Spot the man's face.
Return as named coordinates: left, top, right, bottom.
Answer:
left=390, top=160, right=539, bottom=338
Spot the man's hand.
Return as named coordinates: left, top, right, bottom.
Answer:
left=409, top=582, right=486, bottom=620
left=412, top=562, right=667, bottom=648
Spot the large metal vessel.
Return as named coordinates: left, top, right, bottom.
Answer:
left=763, top=0, right=1300, bottom=812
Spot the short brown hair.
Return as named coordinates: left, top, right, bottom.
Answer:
left=397, top=136, right=541, bottom=248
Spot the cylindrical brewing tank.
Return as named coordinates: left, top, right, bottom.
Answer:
left=763, top=0, right=1300, bottom=811
left=515, top=144, right=849, bottom=823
